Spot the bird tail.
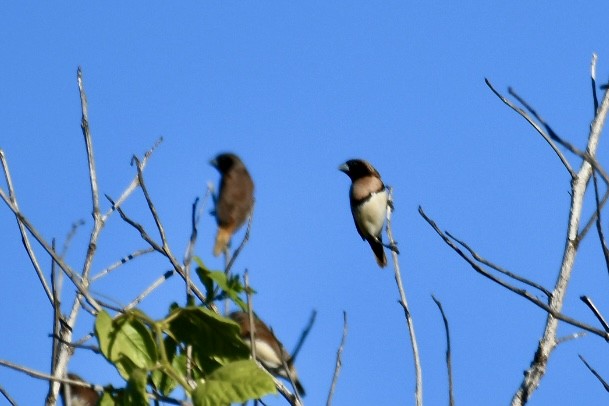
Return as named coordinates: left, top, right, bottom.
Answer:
left=213, top=227, right=232, bottom=256
left=368, top=238, right=387, bottom=268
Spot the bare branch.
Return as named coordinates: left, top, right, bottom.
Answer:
left=592, top=173, right=609, bottom=274
left=123, top=270, right=174, bottom=311
left=508, top=86, right=609, bottom=189
left=107, top=195, right=209, bottom=306
left=580, top=295, right=609, bottom=333
left=90, top=248, right=155, bottom=282
left=485, top=78, right=576, bottom=177
left=0, top=149, right=54, bottom=305
left=244, top=270, right=256, bottom=360
left=326, top=311, right=347, bottom=406
left=386, top=188, right=423, bottom=406
left=419, top=206, right=609, bottom=340
left=592, top=53, right=599, bottom=114
left=556, top=331, right=586, bottom=345
left=102, top=137, right=163, bottom=219
left=0, top=189, right=100, bottom=312
left=432, top=295, right=454, bottom=406
left=511, top=67, right=609, bottom=405
left=291, top=310, right=317, bottom=362
left=0, top=386, right=17, bottom=406
left=447, top=231, right=552, bottom=298
left=225, top=208, right=254, bottom=276
left=579, top=354, right=609, bottom=392
left=77, top=67, right=100, bottom=220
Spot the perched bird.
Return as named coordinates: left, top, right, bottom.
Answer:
left=210, top=153, right=254, bottom=256
left=339, top=159, right=389, bottom=267
left=61, top=373, right=100, bottom=406
left=229, top=311, right=305, bottom=397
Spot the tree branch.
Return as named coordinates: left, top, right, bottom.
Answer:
left=432, top=295, right=454, bottom=406
left=386, top=187, right=423, bottom=406
left=326, top=311, right=347, bottom=406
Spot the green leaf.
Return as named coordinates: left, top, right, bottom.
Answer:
left=151, top=336, right=179, bottom=396
left=123, top=368, right=149, bottom=406
left=168, top=307, right=249, bottom=370
left=98, top=391, right=116, bottom=406
left=196, top=267, right=248, bottom=310
left=95, top=310, right=158, bottom=379
left=95, top=310, right=113, bottom=358
left=192, top=360, right=276, bottom=406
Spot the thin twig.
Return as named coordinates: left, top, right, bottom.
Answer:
left=278, top=345, right=303, bottom=405
left=447, top=231, right=552, bottom=298
left=0, top=149, right=54, bottom=305
left=508, top=86, right=609, bottom=188
left=556, top=331, right=586, bottom=345
left=485, top=78, right=576, bottom=178
left=0, top=189, right=100, bottom=311
left=90, top=248, right=155, bottom=282
left=184, top=197, right=199, bottom=299
left=386, top=188, right=422, bottom=406
left=78, top=66, right=100, bottom=220
left=432, top=295, right=454, bottom=406
left=50, top=239, right=62, bottom=376
left=0, top=359, right=102, bottom=393
left=103, top=137, right=163, bottom=219
left=123, top=270, right=175, bottom=311
left=266, top=372, right=302, bottom=406
left=291, top=310, right=317, bottom=362
left=326, top=311, right=347, bottom=406
left=0, top=386, right=18, bottom=406
left=592, top=173, right=609, bottom=275
left=580, top=295, right=609, bottom=333
left=592, top=53, right=599, bottom=114
left=48, top=334, right=100, bottom=354
left=225, top=209, right=254, bottom=276
left=419, top=206, right=609, bottom=340
left=579, top=354, right=609, bottom=392
left=107, top=195, right=209, bottom=305
left=244, top=270, right=256, bottom=360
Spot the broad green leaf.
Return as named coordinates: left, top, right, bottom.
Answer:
left=192, top=360, right=276, bottom=406
left=95, top=310, right=158, bottom=379
left=123, top=368, right=148, bottom=406
left=95, top=310, right=113, bottom=358
left=168, top=307, right=249, bottom=370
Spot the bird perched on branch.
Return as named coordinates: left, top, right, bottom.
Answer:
left=60, top=373, right=100, bottom=406
left=210, top=153, right=254, bottom=256
left=339, top=159, right=389, bottom=267
left=229, top=311, right=305, bottom=397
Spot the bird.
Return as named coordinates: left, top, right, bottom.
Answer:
left=229, top=311, right=305, bottom=397
left=60, top=373, right=100, bottom=406
left=210, top=153, right=254, bottom=257
left=339, top=159, right=389, bottom=267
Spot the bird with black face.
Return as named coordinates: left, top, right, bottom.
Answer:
left=210, top=153, right=254, bottom=257
left=229, top=311, right=305, bottom=397
left=339, top=159, right=389, bottom=267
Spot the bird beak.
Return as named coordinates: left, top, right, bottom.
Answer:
left=209, top=158, right=218, bottom=168
left=338, top=163, right=349, bottom=173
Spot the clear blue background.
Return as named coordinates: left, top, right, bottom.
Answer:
left=2, top=2, right=609, bottom=405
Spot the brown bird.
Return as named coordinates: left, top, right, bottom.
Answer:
left=339, top=159, right=389, bottom=267
left=229, top=311, right=305, bottom=397
left=210, top=153, right=254, bottom=256
left=61, top=373, right=100, bottom=406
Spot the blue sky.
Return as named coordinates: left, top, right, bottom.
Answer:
left=2, top=2, right=609, bottom=405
